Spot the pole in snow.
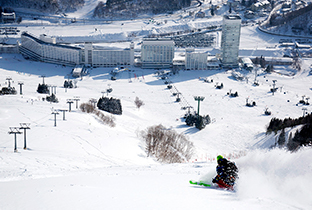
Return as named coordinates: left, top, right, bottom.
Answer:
left=57, top=109, right=68, bottom=120
left=6, top=77, right=12, bottom=87
left=89, top=98, right=97, bottom=108
left=8, top=127, right=22, bottom=152
left=51, top=110, right=59, bottom=126
left=272, top=80, right=277, bottom=95
left=18, top=82, right=24, bottom=95
left=194, top=96, right=205, bottom=117
left=67, top=99, right=74, bottom=112
left=40, top=75, right=46, bottom=84
left=73, top=96, right=80, bottom=109
left=19, top=123, right=30, bottom=150
left=302, top=107, right=307, bottom=117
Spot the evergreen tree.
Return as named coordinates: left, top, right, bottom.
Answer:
left=97, top=97, right=122, bottom=115
left=265, top=64, right=273, bottom=73
left=195, top=115, right=206, bottom=130
left=211, top=7, right=215, bottom=16
left=260, top=56, right=266, bottom=68
left=277, top=128, right=286, bottom=147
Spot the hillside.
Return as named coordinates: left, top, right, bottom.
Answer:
left=0, top=0, right=85, bottom=13
left=1, top=52, right=312, bottom=209
left=93, top=0, right=192, bottom=18
left=261, top=1, right=312, bottom=37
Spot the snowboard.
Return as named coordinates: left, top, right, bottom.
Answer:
left=189, top=180, right=211, bottom=187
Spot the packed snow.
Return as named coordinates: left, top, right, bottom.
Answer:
left=1, top=1, right=312, bottom=209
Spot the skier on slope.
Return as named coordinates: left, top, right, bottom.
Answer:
left=212, top=155, right=238, bottom=190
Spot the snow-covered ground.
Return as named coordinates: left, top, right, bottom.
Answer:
left=1, top=1, right=312, bottom=209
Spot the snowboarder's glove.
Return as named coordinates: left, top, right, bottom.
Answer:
left=212, top=178, right=216, bottom=183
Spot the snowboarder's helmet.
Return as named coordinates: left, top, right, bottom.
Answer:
left=217, top=155, right=223, bottom=161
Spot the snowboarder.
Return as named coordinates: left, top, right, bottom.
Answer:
left=212, top=155, right=238, bottom=190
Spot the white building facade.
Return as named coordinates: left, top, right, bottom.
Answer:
left=1, top=12, right=16, bottom=23
left=20, top=32, right=81, bottom=66
left=185, top=48, right=208, bottom=70
left=221, top=15, right=241, bottom=68
left=84, top=42, right=134, bottom=67
left=20, top=32, right=134, bottom=67
left=141, top=38, right=175, bottom=69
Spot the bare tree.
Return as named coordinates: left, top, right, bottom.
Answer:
left=293, top=58, right=302, bottom=71
left=134, top=97, right=144, bottom=109
left=80, top=102, right=116, bottom=127
left=140, top=124, right=194, bottom=163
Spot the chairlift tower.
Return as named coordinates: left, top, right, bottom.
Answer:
left=272, top=80, right=277, bottom=95
left=89, top=98, right=97, bottom=108
left=57, top=109, right=68, bottom=120
left=18, top=82, right=24, bottom=95
left=184, top=106, right=193, bottom=115
left=6, top=77, right=12, bottom=87
left=302, top=107, right=307, bottom=117
left=194, top=96, right=205, bottom=117
left=40, top=75, right=46, bottom=84
left=8, top=127, right=22, bottom=152
left=51, top=85, right=57, bottom=94
left=47, top=84, right=51, bottom=94
left=73, top=96, right=80, bottom=109
left=101, top=91, right=106, bottom=97
left=246, top=97, right=250, bottom=105
left=176, top=92, right=181, bottom=102
left=51, top=110, right=59, bottom=126
left=306, top=97, right=310, bottom=105
left=254, top=66, right=258, bottom=83
left=19, top=123, right=30, bottom=149
left=66, top=99, right=74, bottom=112
left=128, top=70, right=132, bottom=83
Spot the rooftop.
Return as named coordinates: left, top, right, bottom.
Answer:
left=224, top=15, right=241, bottom=20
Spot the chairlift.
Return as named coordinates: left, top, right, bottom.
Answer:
left=107, top=88, right=113, bottom=93
left=264, top=108, right=271, bottom=115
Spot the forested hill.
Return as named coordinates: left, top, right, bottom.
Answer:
left=93, top=0, right=192, bottom=18
left=0, top=0, right=84, bottom=13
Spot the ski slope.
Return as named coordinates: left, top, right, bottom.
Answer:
left=1, top=53, right=312, bottom=209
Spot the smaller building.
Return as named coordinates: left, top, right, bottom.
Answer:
left=185, top=48, right=208, bottom=70
left=240, top=57, right=254, bottom=70
left=228, top=0, right=241, bottom=7
left=207, top=56, right=221, bottom=69
left=264, top=57, right=293, bottom=65
left=0, top=44, right=19, bottom=54
left=1, top=12, right=16, bottom=23
left=244, top=10, right=256, bottom=19
left=72, top=65, right=84, bottom=78
left=39, top=34, right=56, bottom=44
left=295, top=42, right=311, bottom=49
left=141, top=38, right=175, bottom=69
left=195, top=10, right=205, bottom=18
left=250, top=0, right=270, bottom=11
left=83, top=42, right=134, bottom=67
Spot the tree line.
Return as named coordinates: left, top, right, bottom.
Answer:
left=93, top=0, right=192, bottom=18
left=267, top=114, right=312, bottom=151
left=0, top=0, right=84, bottom=13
